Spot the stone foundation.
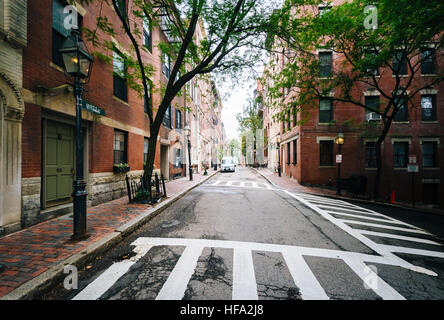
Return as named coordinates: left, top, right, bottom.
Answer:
left=21, top=177, right=41, bottom=228
left=89, top=170, right=145, bottom=207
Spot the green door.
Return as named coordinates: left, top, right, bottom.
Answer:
left=45, top=120, right=75, bottom=205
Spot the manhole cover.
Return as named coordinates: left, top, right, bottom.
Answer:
left=161, top=220, right=180, bottom=229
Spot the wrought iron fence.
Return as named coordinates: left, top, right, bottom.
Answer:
left=126, top=173, right=167, bottom=204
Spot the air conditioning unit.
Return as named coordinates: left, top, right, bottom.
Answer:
left=366, top=112, right=381, bottom=121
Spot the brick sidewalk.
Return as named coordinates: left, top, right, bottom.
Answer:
left=0, top=172, right=213, bottom=298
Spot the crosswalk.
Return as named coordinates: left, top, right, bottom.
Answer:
left=204, top=180, right=277, bottom=190
left=71, top=183, right=444, bottom=301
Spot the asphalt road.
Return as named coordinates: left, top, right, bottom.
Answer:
left=41, top=167, right=444, bottom=300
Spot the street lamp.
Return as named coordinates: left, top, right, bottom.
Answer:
left=335, top=129, right=345, bottom=196
left=184, top=125, right=193, bottom=181
left=59, top=27, right=94, bottom=240
left=276, top=134, right=281, bottom=177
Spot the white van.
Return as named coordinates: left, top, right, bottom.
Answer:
left=221, top=157, right=236, bottom=172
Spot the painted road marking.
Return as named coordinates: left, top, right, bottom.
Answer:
left=72, top=245, right=153, bottom=300
left=205, top=180, right=277, bottom=190
left=281, top=251, right=329, bottom=300
left=284, top=191, right=439, bottom=277
left=344, top=259, right=406, bottom=300
left=73, top=237, right=443, bottom=300
left=356, top=230, right=441, bottom=245
left=156, top=245, right=204, bottom=300
left=232, top=248, right=258, bottom=300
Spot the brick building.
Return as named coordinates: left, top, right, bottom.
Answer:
left=1, top=0, right=225, bottom=233
left=0, top=0, right=27, bottom=235
left=261, top=2, right=444, bottom=209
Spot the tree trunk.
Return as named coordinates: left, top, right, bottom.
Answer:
left=143, top=124, right=161, bottom=186
left=373, top=118, right=393, bottom=201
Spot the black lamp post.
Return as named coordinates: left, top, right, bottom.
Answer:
left=59, top=27, right=94, bottom=240
left=184, top=125, right=193, bottom=181
left=335, top=129, right=345, bottom=196
left=277, top=134, right=282, bottom=177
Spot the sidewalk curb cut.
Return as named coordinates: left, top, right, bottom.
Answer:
left=253, top=168, right=444, bottom=217
left=1, top=171, right=219, bottom=300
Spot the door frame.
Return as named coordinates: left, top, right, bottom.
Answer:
left=41, top=112, right=89, bottom=210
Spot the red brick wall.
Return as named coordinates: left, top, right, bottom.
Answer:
left=21, top=103, right=42, bottom=178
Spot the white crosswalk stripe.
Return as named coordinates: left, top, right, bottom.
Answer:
left=205, top=180, right=277, bottom=190
left=73, top=236, right=443, bottom=301
left=286, top=191, right=444, bottom=271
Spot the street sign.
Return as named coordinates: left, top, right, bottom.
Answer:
left=336, top=154, right=342, bottom=164
left=407, top=165, right=419, bottom=173
left=409, top=155, right=417, bottom=164
left=82, top=101, right=105, bottom=116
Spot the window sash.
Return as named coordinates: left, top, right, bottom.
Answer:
left=287, top=143, right=291, bottom=164
left=319, top=52, right=332, bottom=77
left=421, top=50, right=435, bottom=74
left=319, top=99, right=332, bottom=122
left=320, top=141, right=333, bottom=166
left=365, top=96, right=380, bottom=113
left=176, top=109, right=182, bottom=129
left=365, top=142, right=377, bottom=168
left=393, top=51, right=407, bottom=75
left=422, top=142, right=437, bottom=168
left=393, top=142, right=408, bottom=167
left=421, top=95, right=437, bottom=121
left=163, top=106, right=172, bottom=128
left=393, top=96, right=408, bottom=121
left=113, top=131, right=127, bottom=164
left=143, top=16, right=152, bottom=51
left=293, top=139, right=297, bottom=164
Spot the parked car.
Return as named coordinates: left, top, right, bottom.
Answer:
left=221, top=157, right=236, bottom=172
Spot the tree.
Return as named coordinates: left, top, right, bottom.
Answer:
left=264, top=0, right=444, bottom=200
left=237, top=93, right=264, bottom=165
left=80, top=0, right=275, bottom=183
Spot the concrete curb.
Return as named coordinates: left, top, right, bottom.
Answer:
left=1, top=171, right=219, bottom=300
left=252, top=168, right=444, bottom=217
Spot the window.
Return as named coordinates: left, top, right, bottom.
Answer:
left=319, top=52, right=332, bottom=77
left=293, top=105, right=297, bottom=127
left=393, top=96, right=408, bottom=122
left=293, top=139, right=297, bottom=164
left=174, top=148, right=183, bottom=168
left=365, top=50, right=379, bottom=76
left=287, top=143, right=291, bottom=164
left=319, top=98, right=333, bottom=123
left=320, top=141, right=334, bottom=166
left=365, top=142, right=377, bottom=168
left=163, top=105, right=172, bottom=128
left=113, top=50, right=127, bottom=101
left=143, top=16, right=152, bottom=52
left=144, top=138, right=149, bottom=164
left=162, top=53, right=171, bottom=79
left=175, top=109, right=182, bottom=129
left=365, top=96, right=380, bottom=116
left=421, top=49, right=435, bottom=75
left=421, top=95, right=437, bottom=121
left=144, top=82, right=153, bottom=114
left=52, top=0, right=82, bottom=67
left=115, top=0, right=127, bottom=20
left=287, top=110, right=291, bottom=129
left=393, top=142, right=409, bottom=168
left=393, top=50, right=407, bottom=75
left=422, top=142, right=438, bottom=168
left=113, top=130, right=127, bottom=165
